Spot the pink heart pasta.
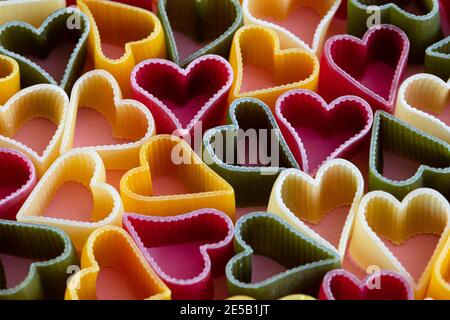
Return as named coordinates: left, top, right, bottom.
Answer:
left=131, top=54, right=233, bottom=138
left=319, top=24, right=409, bottom=113
left=275, top=89, right=373, bottom=175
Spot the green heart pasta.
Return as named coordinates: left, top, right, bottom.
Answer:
left=226, top=212, right=340, bottom=299
left=0, top=220, right=78, bottom=300
left=203, top=98, right=299, bottom=207
left=425, top=36, right=450, bottom=81
left=347, top=0, right=441, bottom=62
left=0, top=7, right=90, bottom=93
left=369, top=111, right=450, bottom=200
left=158, top=0, right=243, bottom=67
